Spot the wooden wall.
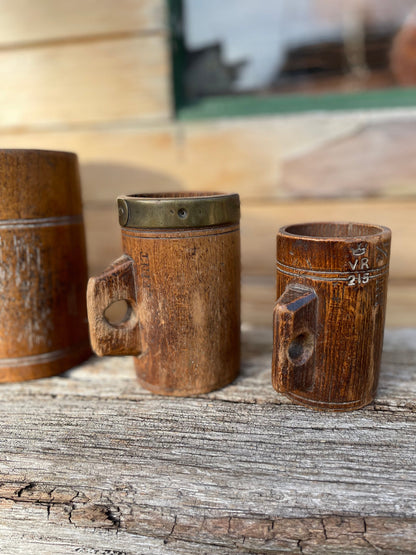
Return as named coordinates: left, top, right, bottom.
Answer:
left=0, top=0, right=414, bottom=326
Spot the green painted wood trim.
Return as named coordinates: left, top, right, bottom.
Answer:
left=177, top=87, right=416, bottom=120
left=167, top=0, right=186, bottom=114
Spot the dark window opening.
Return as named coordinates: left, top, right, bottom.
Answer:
left=169, top=0, right=416, bottom=117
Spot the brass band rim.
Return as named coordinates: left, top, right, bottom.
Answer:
left=117, top=192, right=240, bottom=229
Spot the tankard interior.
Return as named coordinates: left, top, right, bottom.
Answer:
left=283, top=222, right=385, bottom=238
left=127, top=192, right=230, bottom=199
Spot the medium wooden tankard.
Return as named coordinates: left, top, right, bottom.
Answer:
left=0, top=149, right=91, bottom=382
left=88, top=192, right=241, bottom=396
left=272, top=222, right=391, bottom=411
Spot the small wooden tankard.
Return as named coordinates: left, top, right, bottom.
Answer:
left=0, top=149, right=91, bottom=382
left=88, top=192, right=241, bottom=396
left=272, top=222, right=391, bottom=411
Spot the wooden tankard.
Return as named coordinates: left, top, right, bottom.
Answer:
left=0, top=149, right=91, bottom=382
left=272, top=222, right=391, bottom=411
left=87, top=192, right=241, bottom=396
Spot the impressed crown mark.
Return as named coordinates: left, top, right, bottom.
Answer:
left=351, top=243, right=367, bottom=257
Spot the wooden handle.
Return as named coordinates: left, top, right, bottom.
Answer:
left=87, top=255, right=141, bottom=356
left=272, top=284, right=317, bottom=394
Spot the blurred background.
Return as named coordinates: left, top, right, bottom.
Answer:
left=1, top=0, right=416, bottom=327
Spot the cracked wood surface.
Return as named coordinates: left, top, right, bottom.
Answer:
left=0, top=327, right=415, bottom=554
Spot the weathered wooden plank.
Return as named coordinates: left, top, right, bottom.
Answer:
left=180, top=114, right=367, bottom=200
left=84, top=205, right=121, bottom=274
left=1, top=114, right=415, bottom=198
left=76, top=115, right=416, bottom=200
left=385, top=282, right=416, bottom=328
left=0, top=0, right=166, bottom=46
left=281, top=120, right=416, bottom=198
left=0, top=329, right=414, bottom=553
left=0, top=36, right=170, bottom=129
left=0, top=507, right=415, bottom=555
left=1, top=327, right=415, bottom=408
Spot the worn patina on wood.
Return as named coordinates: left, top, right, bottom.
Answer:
left=0, top=149, right=91, bottom=382
left=273, top=222, right=391, bottom=411
left=0, top=327, right=415, bottom=553
left=88, top=192, right=241, bottom=396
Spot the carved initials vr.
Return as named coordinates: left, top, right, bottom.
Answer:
left=348, top=258, right=369, bottom=271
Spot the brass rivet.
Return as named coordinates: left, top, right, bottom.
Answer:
left=117, top=199, right=129, bottom=226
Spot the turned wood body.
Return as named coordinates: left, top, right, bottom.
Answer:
left=0, top=149, right=91, bottom=382
left=124, top=225, right=240, bottom=394
left=272, top=222, right=391, bottom=411
left=88, top=193, right=240, bottom=396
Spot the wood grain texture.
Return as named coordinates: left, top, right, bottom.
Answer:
left=0, top=0, right=166, bottom=46
left=81, top=116, right=416, bottom=200
left=0, top=150, right=90, bottom=382
left=88, top=212, right=241, bottom=396
left=0, top=36, right=170, bottom=129
left=281, top=121, right=416, bottom=198
left=87, top=254, right=142, bottom=357
left=0, top=328, right=414, bottom=553
left=1, top=115, right=416, bottom=199
left=272, top=223, right=391, bottom=411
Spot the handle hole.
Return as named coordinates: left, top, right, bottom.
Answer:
left=288, top=332, right=314, bottom=366
left=104, top=300, right=132, bottom=328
